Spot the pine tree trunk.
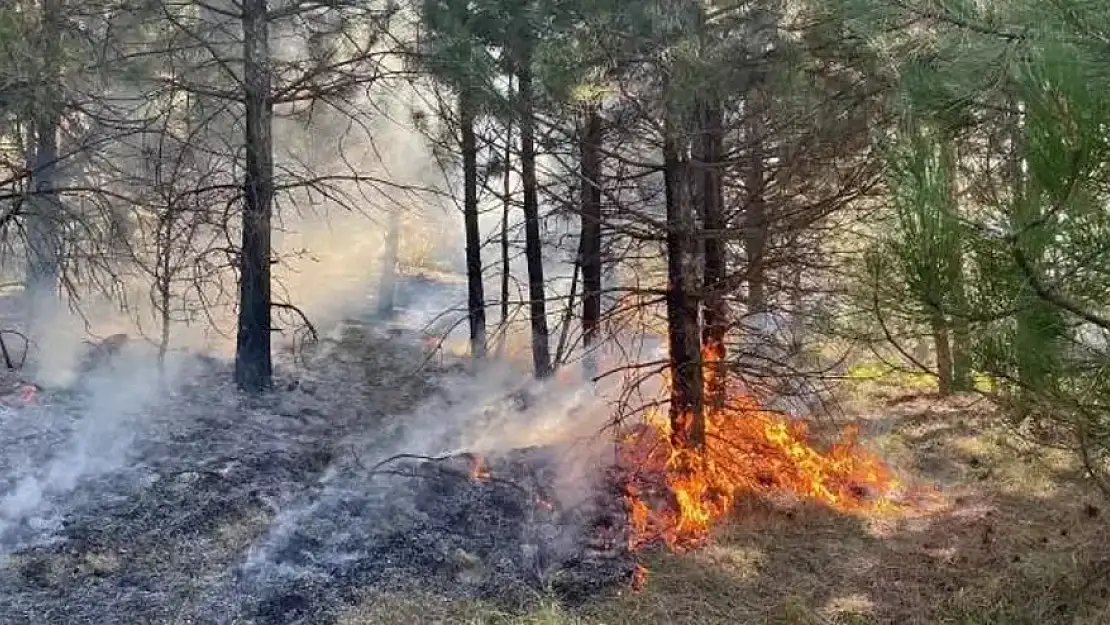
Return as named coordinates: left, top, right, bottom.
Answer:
left=460, top=88, right=487, bottom=358
left=25, top=0, right=63, bottom=319
left=951, top=313, right=972, bottom=391
left=234, top=0, right=274, bottom=393
left=744, top=102, right=768, bottom=317
left=697, top=100, right=726, bottom=410
left=943, top=142, right=972, bottom=392
left=1007, top=101, right=1060, bottom=402
left=376, top=209, right=400, bottom=318
left=932, top=315, right=953, bottom=396
left=664, top=115, right=705, bottom=452
left=500, top=95, right=512, bottom=335
left=516, top=40, right=551, bottom=378
left=579, top=105, right=603, bottom=381
left=554, top=253, right=580, bottom=368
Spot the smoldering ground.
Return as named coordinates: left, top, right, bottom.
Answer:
left=0, top=30, right=607, bottom=623
left=0, top=294, right=634, bottom=625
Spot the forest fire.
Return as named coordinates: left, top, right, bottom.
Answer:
left=617, top=347, right=898, bottom=552
left=468, top=453, right=491, bottom=481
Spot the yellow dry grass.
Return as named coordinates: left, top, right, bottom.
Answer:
left=337, top=393, right=1110, bottom=625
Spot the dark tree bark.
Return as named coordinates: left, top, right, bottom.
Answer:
left=696, top=100, right=726, bottom=410
left=932, top=314, right=954, bottom=396
left=234, top=0, right=274, bottom=393
left=516, top=38, right=552, bottom=378
left=553, top=252, right=580, bottom=367
left=460, top=87, right=487, bottom=358
left=579, top=105, right=603, bottom=381
left=376, top=208, right=400, bottom=318
left=664, top=115, right=705, bottom=452
left=26, top=0, right=63, bottom=314
left=950, top=296, right=973, bottom=392
left=744, top=103, right=768, bottom=317
left=500, top=83, right=512, bottom=334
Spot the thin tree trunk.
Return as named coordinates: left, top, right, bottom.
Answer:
left=950, top=302, right=972, bottom=391
left=1008, top=99, right=1059, bottom=402
left=744, top=100, right=768, bottom=317
left=697, top=100, right=726, bottom=410
left=579, top=105, right=603, bottom=381
left=377, top=208, right=400, bottom=318
left=26, top=0, right=63, bottom=319
left=234, top=0, right=274, bottom=393
left=944, top=141, right=972, bottom=391
left=932, top=315, right=953, bottom=396
left=157, top=211, right=174, bottom=368
left=516, top=40, right=551, bottom=379
left=664, top=115, right=705, bottom=452
left=460, top=88, right=487, bottom=358
left=553, top=252, right=580, bottom=368
left=500, top=86, right=512, bottom=336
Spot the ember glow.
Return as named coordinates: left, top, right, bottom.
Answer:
left=618, top=345, right=898, bottom=551
left=468, top=453, right=491, bottom=481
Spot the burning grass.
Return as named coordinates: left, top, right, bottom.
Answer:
left=337, top=394, right=1110, bottom=625
left=616, top=358, right=900, bottom=553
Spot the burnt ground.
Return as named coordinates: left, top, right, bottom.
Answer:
left=0, top=314, right=633, bottom=625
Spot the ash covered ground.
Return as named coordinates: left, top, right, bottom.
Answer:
left=0, top=278, right=634, bottom=625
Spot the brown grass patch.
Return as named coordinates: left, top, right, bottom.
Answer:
left=336, top=394, right=1110, bottom=624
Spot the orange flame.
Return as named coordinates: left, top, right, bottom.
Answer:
left=468, top=454, right=491, bottom=481
left=631, top=563, right=649, bottom=591
left=619, top=342, right=898, bottom=552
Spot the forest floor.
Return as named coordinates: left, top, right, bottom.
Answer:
left=2, top=307, right=1109, bottom=624
left=340, top=383, right=1110, bottom=625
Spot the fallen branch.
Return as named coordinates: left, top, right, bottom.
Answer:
left=354, top=450, right=535, bottom=498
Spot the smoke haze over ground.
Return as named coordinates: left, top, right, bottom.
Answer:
left=0, top=277, right=628, bottom=624
left=0, top=21, right=619, bottom=621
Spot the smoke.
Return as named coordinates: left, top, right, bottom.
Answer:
left=356, top=355, right=622, bottom=503
left=0, top=337, right=190, bottom=550
left=270, top=95, right=459, bottom=331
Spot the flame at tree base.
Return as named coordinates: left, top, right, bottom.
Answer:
left=618, top=387, right=898, bottom=552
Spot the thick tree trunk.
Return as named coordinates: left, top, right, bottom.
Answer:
left=376, top=209, right=400, bottom=318
left=579, top=105, right=603, bottom=381
left=664, top=116, right=705, bottom=452
left=696, top=100, right=726, bottom=410
left=234, top=0, right=274, bottom=393
left=25, top=0, right=63, bottom=317
left=460, top=88, right=487, bottom=358
left=516, top=41, right=551, bottom=379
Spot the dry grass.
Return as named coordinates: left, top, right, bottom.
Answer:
left=337, top=393, right=1110, bottom=625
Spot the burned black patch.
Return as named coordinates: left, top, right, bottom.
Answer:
left=0, top=315, right=634, bottom=625
left=230, top=446, right=636, bottom=622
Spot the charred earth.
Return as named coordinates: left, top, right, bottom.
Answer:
left=0, top=318, right=635, bottom=625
